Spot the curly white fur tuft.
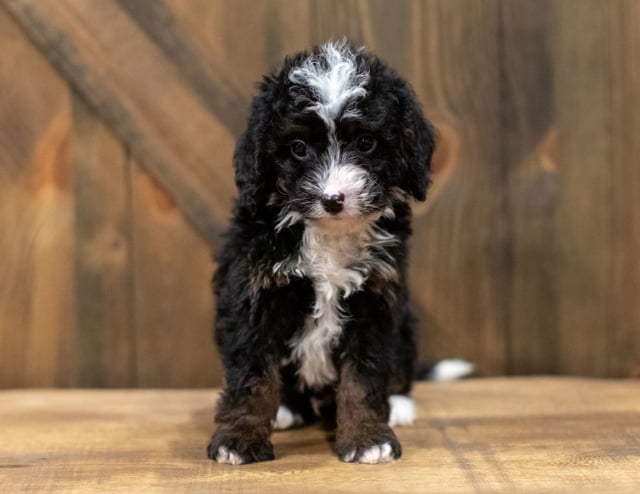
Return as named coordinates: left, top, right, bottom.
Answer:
left=288, top=40, right=368, bottom=126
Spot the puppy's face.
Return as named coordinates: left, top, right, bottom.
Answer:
left=239, top=42, right=434, bottom=230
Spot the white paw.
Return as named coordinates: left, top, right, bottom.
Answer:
left=388, top=395, right=416, bottom=426
left=353, top=443, right=394, bottom=464
left=215, top=446, right=243, bottom=465
left=272, top=405, right=304, bottom=430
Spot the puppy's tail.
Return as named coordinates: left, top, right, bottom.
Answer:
left=416, top=359, right=475, bottom=382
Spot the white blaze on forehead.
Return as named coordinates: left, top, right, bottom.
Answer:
left=289, top=41, right=369, bottom=124
left=288, top=41, right=372, bottom=218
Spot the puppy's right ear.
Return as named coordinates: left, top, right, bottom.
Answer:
left=232, top=126, right=274, bottom=210
left=233, top=130, right=261, bottom=197
left=233, top=80, right=280, bottom=208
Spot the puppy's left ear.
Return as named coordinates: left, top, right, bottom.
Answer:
left=399, top=91, right=435, bottom=201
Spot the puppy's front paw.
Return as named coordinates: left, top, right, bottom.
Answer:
left=211, top=445, right=244, bottom=465
left=336, top=427, right=402, bottom=464
left=341, top=442, right=398, bottom=464
left=207, top=432, right=274, bottom=465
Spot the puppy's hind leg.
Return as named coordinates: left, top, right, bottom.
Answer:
left=273, top=363, right=317, bottom=431
left=388, top=309, right=417, bottom=427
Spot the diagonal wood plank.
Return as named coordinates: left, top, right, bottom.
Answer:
left=2, top=0, right=237, bottom=247
left=163, top=0, right=312, bottom=89
left=114, top=0, right=248, bottom=136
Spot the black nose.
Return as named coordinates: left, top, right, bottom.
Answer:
left=321, top=193, right=345, bottom=214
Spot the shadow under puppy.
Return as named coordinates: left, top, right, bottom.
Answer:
left=208, top=40, right=434, bottom=465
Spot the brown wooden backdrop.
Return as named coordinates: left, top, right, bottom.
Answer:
left=1, top=0, right=638, bottom=388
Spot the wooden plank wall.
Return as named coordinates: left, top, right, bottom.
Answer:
left=0, top=0, right=638, bottom=387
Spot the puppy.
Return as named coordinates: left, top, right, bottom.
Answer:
left=208, top=40, right=434, bottom=465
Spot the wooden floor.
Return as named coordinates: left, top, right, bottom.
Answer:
left=1, top=378, right=639, bottom=493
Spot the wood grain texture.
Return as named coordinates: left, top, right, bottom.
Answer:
left=608, top=0, right=640, bottom=378
left=553, top=0, right=611, bottom=378
left=500, top=0, right=558, bottom=374
left=130, top=163, right=220, bottom=388
left=114, top=0, right=248, bottom=136
left=1, top=378, right=639, bottom=493
left=1, top=0, right=640, bottom=386
left=0, top=8, right=76, bottom=387
left=409, top=0, right=508, bottom=375
left=71, top=95, right=136, bottom=387
left=3, top=0, right=236, bottom=247
left=553, top=0, right=640, bottom=377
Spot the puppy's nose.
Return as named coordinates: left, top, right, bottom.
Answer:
left=321, top=192, right=345, bottom=214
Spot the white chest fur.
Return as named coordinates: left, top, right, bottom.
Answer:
left=287, top=220, right=397, bottom=389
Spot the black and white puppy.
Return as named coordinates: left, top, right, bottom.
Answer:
left=208, top=40, right=434, bottom=465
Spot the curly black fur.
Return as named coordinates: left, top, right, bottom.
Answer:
left=208, top=41, right=434, bottom=465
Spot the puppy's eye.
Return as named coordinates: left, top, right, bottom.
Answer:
left=357, top=134, right=376, bottom=155
left=290, top=140, right=308, bottom=159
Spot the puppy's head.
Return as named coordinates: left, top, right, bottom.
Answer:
left=235, top=41, right=434, bottom=231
